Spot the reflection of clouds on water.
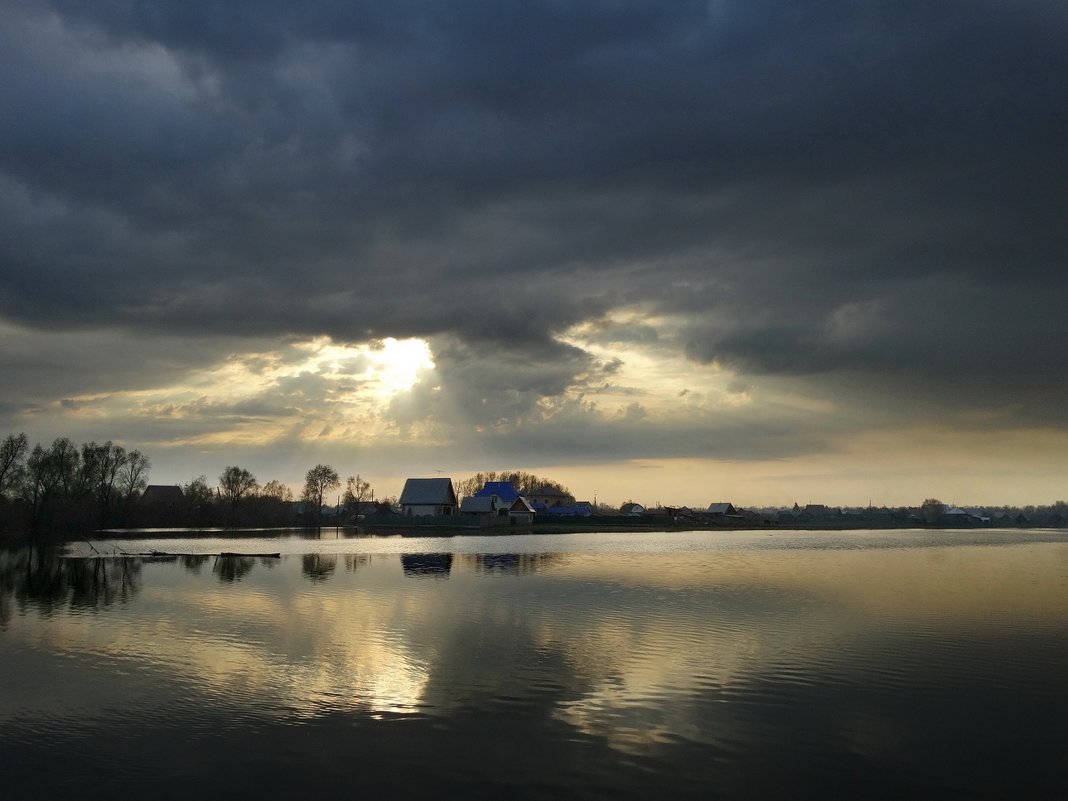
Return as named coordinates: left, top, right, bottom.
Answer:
left=544, top=545, right=1068, bottom=623
left=6, top=541, right=1068, bottom=766
left=181, top=559, right=435, bottom=717
left=526, top=583, right=796, bottom=755
left=10, top=556, right=435, bottom=719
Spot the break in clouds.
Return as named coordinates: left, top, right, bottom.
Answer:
left=1, top=1, right=1066, bottom=494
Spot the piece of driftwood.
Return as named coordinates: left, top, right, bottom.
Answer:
left=219, top=552, right=281, bottom=558
left=75, top=550, right=282, bottom=558
left=71, top=549, right=283, bottom=559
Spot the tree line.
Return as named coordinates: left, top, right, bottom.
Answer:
left=0, top=433, right=150, bottom=535
left=168, top=466, right=379, bottom=528
left=454, top=470, right=573, bottom=500
left=0, top=432, right=381, bottom=536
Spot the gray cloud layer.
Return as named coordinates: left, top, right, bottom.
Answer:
left=2, top=1, right=1067, bottom=461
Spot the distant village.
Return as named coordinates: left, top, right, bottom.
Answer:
left=2, top=431, right=1066, bottom=536
left=138, top=475, right=1068, bottom=530
left=329, top=478, right=1067, bottom=529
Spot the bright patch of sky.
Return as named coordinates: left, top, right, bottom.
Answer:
left=50, top=337, right=436, bottom=448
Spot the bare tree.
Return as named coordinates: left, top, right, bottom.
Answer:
left=21, top=438, right=81, bottom=529
left=50, top=438, right=82, bottom=502
left=920, top=498, right=945, bottom=524
left=303, top=464, right=340, bottom=523
left=220, top=466, right=258, bottom=510
left=261, top=480, right=293, bottom=503
left=183, top=475, right=215, bottom=522
left=343, top=474, right=371, bottom=512
left=81, top=441, right=127, bottom=525
left=118, top=450, right=151, bottom=508
left=0, top=433, right=28, bottom=496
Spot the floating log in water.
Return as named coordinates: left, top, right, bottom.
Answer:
left=219, top=552, right=281, bottom=558
left=73, top=551, right=283, bottom=559
left=138, top=551, right=282, bottom=558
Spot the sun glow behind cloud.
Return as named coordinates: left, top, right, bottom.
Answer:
left=289, top=336, right=436, bottom=399
left=559, top=311, right=833, bottom=421
left=49, top=336, right=436, bottom=448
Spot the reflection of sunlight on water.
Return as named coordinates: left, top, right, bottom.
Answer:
left=534, top=590, right=770, bottom=756
left=8, top=532, right=1068, bottom=780
left=17, top=559, right=433, bottom=720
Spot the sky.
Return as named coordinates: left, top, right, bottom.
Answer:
left=1, top=1, right=1066, bottom=507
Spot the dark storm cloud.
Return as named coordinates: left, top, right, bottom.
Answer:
left=387, top=334, right=599, bottom=431
left=0, top=322, right=261, bottom=405
left=2, top=0, right=1066, bottom=432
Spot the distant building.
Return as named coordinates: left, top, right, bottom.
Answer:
left=944, top=506, right=987, bottom=525
left=706, top=502, right=738, bottom=518
left=642, top=506, right=673, bottom=518
left=508, top=497, right=536, bottom=524
left=642, top=505, right=696, bottom=522
left=460, top=495, right=504, bottom=516
left=139, top=485, right=184, bottom=510
left=399, top=478, right=459, bottom=517
left=540, top=503, right=593, bottom=518
left=351, top=500, right=391, bottom=519
left=526, top=485, right=574, bottom=507
left=620, top=502, right=645, bottom=516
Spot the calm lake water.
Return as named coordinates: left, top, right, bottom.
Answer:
left=2, top=528, right=1067, bottom=800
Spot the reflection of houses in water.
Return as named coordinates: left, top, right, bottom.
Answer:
left=459, top=553, right=563, bottom=576
left=400, top=553, right=453, bottom=578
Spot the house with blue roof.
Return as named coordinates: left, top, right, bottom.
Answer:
left=468, top=481, right=537, bottom=524
left=472, top=481, right=523, bottom=503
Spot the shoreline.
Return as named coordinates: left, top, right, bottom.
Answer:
left=2, top=518, right=1058, bottom=545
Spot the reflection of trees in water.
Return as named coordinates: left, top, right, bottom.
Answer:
left=345, top=554, right=371, bottom=572
left=301, top=554, right=337, bottom=582
left=0, top=548, right=142, bottom=626
left=459, top=553, right=564, bottom=576
left=401, top=553, right=453, bottom=578
left=180, top=555, right=211, bottom=574
left=208, top=555, right=279, bottom=582
left=213, top=555, right=256, bottom=582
